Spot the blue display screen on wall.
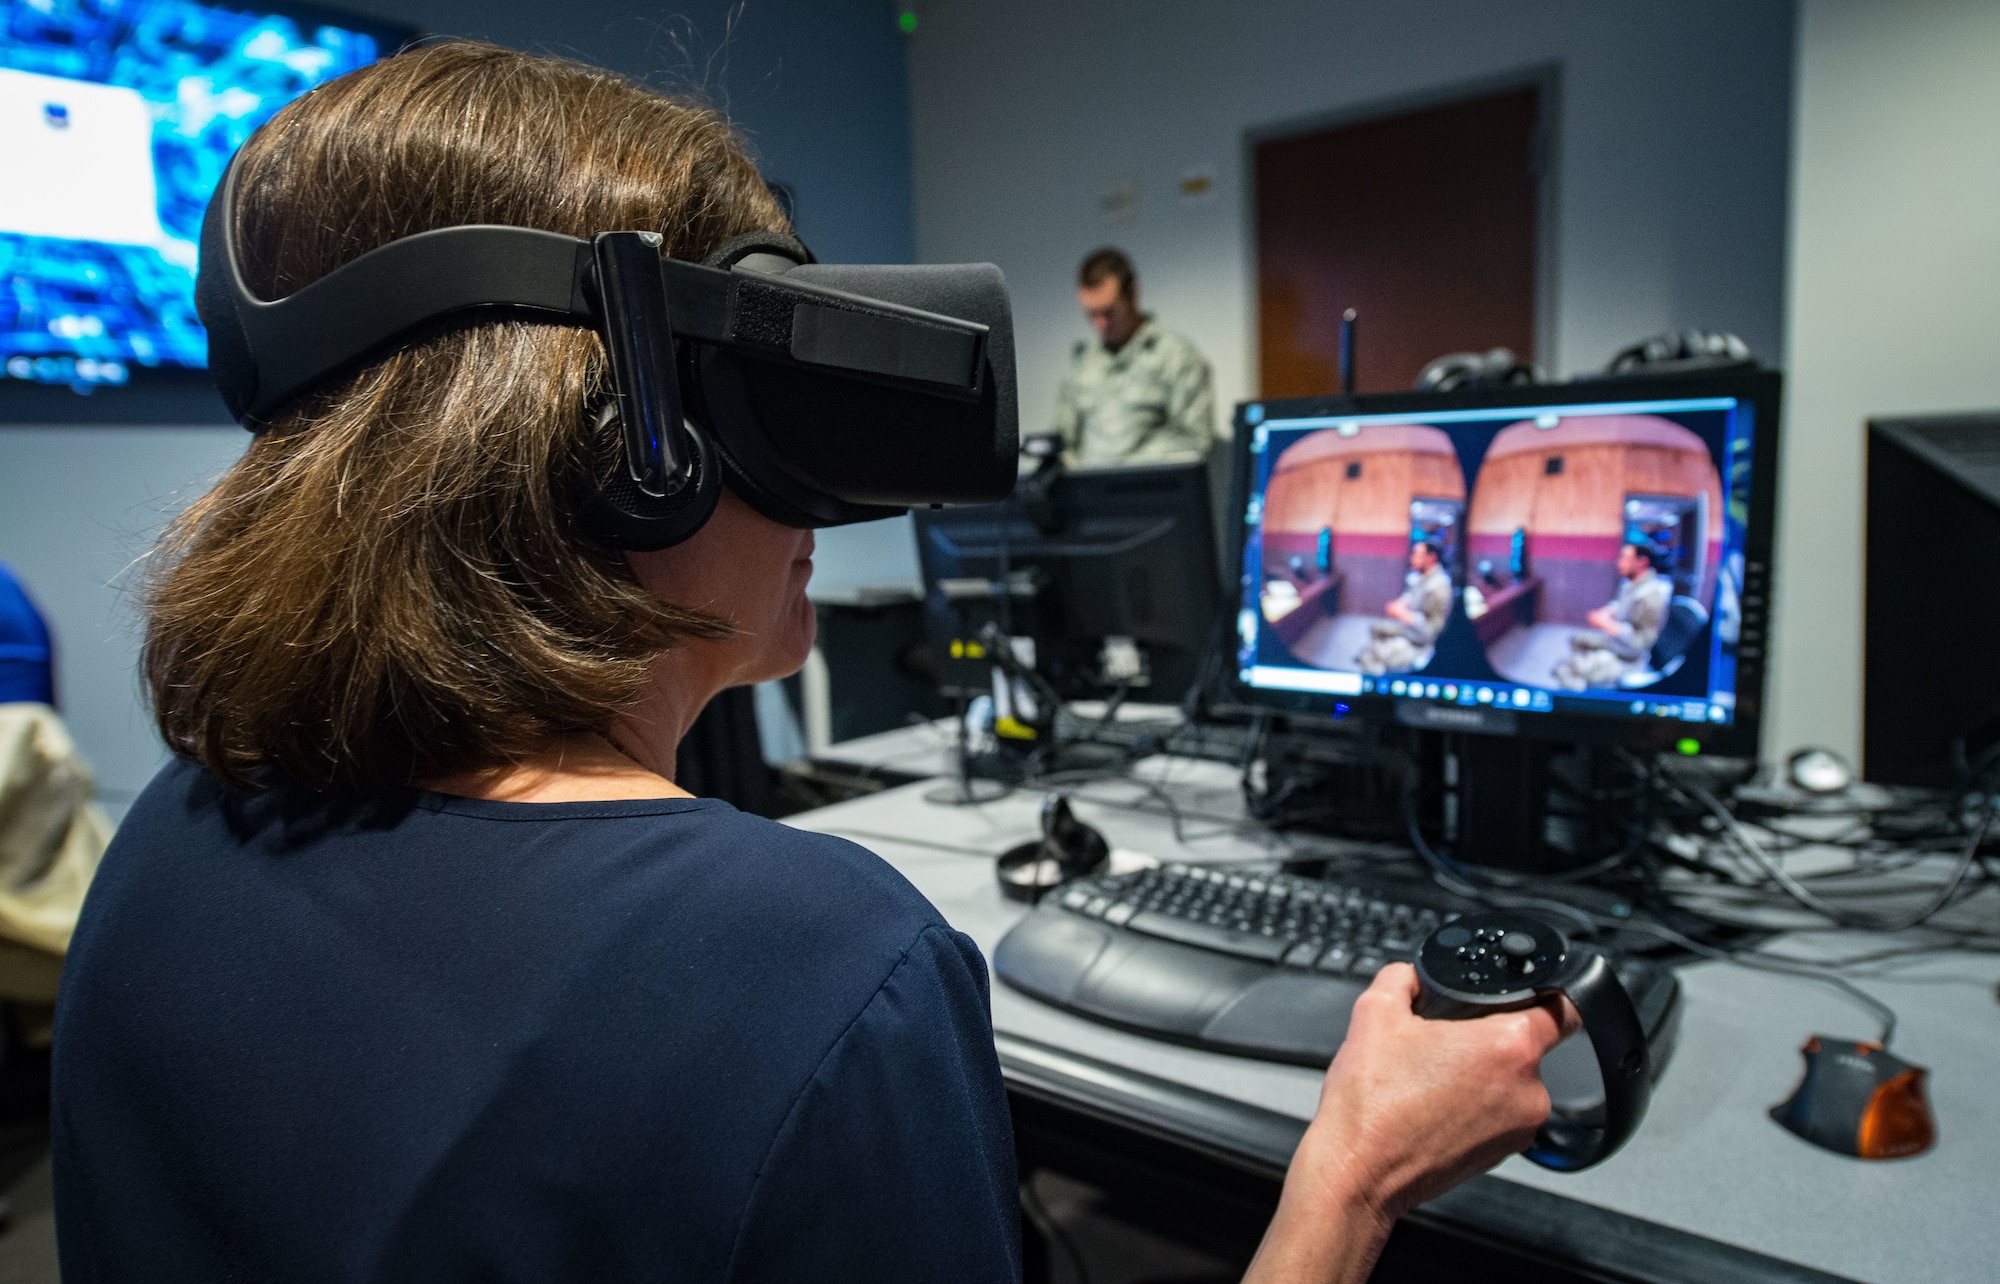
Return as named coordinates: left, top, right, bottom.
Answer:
left=1, top=0, right=399, bottom=391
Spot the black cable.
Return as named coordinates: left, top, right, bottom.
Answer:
left=1640, top=751, right=2000, bottom=927
left=1032, top=770, right=1193, bottom=847
left=1085, top=683, right=1131, bottom=739
left=1593, top=913, right=1901, bottom=1046
left=1178, top=605, right=1237, bottom=725
left=1752, top=935, right=2000, bottom=967
left=1305, top=739, right=1913, bottom=1043
left=1390, top=742, right=1648, bottom=889
left=1040, top=680, right=1987, bottom=1046
left=1396, top=790, right=1606, bottom=940
left=1030, top=763, right=1260, bottom=849
left=1679, top=777, right=1994, bottom=933
left=976, top=621, right=1068, bottom=744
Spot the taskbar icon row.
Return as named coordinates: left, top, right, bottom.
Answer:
left=1364, top=677, right=1551, bottom=711
left=1362, top=676, right=1729, bottom=724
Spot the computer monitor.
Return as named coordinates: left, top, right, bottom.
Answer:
left=913, top=457, right=1224, bottom=706
left=1865, top=412, right=2000, bottom=788
left=1229, top=371, right=1782, bottom=760
left=1, top=0, right=406, bottom=392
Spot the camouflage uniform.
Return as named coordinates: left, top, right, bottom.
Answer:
left=1554, top=568, right=1673, bottom=690
left=1053, top=318, right=1217, bottom=462
left=1355, top=564, right=1453, bottom=675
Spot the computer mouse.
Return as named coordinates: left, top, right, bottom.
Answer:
left=1769, top=1035, right=1935, bottom=1159
left=1787, top=747, right=1853, bottom=794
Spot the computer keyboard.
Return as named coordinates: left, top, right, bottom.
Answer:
left=994, top=862, right=1683, bottom=1096
left=1056, top=864, right=1447, bottom=974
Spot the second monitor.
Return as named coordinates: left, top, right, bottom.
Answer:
left=913, top=457, right=1223, bottom=707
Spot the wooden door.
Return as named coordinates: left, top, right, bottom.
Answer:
left=1256, top=85, right=1542, bottom=396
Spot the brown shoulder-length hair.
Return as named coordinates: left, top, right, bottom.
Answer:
left=144, top=41, right=789, bottom=795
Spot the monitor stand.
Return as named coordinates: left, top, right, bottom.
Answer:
left=1443, top=736, right=1634, bottom=875
left=923, top=695, right=1013, bottom=806
left=1240, top=723, right=1639, bottom=875
left=1447, top=736, right=1553, bottom=873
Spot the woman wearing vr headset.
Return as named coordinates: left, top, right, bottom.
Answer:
left=52, top=42, right=1575, bottom=1284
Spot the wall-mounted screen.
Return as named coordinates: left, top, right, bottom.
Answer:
left=1, top=0, right=401, bottom=391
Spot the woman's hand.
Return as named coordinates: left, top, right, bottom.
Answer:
left=1243, top=962, right=1581, bottom=1284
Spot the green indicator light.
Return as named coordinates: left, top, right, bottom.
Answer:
left=898, top=10, right=917, bottom=33
left=1676, top=738, right=1701, bottom=756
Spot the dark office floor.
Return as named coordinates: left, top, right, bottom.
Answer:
left=0, top=1130, right=56, bottom=1284
left=0, top=1025, right=57, bottom=1284
left=0, top=1144, right=1238, bottom=1284
left=1028, top=1169, right=1244, bottom=1284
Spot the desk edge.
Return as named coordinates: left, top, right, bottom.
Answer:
left=995, top=1031, right=1857, bottom=1284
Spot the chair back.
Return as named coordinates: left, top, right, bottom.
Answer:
left=1650, top=595, right=1710, bottom=672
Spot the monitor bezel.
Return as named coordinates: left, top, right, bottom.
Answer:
left=1223, top=369, right=1783, bottom=759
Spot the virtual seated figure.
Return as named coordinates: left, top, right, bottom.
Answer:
left=1355, top=541, right=1451, bottom=675
left=1553, top=542, right=1673, bottom=690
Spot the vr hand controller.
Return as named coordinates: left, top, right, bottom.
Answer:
left=1413, top=910, right=1651, bottom=1172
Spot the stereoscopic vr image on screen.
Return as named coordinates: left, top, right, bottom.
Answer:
left=1, top=0, right=392, bottom=390
left=1236, top=389, right=1762, bottom=734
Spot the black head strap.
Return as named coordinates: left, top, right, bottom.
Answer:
left=198, top=157, right=987, bottom=429
left=198, top=158, right=596, bottom=425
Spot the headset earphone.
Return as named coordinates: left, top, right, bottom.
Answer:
left=572, top=229, right=819, bottom=550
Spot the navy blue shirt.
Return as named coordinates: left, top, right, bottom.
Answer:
left=53, top=760, right=1020, bottom=1282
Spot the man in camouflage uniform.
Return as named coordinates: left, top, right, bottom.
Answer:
left=1554, top=542, right=1674, bottom=690
left=1355, top=542, right=1452, bottom=675
left=1053, top=248, right=1217, bottom=463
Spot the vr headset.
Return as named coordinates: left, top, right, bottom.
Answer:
left=196, top=158, right=1018, bottom=549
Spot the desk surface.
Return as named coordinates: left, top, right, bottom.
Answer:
left=791, top=745, right=2000, bottom=1284
left=813, top=704, right=1189, bottom=781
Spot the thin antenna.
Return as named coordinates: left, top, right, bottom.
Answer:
left=1339, top=308, right=1357, bottom=395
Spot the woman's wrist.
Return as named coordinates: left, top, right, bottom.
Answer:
left=1244, top=1126, right=1395, bottom=1284
left=1290, top=1122, right=1396, bottom=1231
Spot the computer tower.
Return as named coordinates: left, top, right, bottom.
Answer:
left=1864, top=412, right=2000, bottom=787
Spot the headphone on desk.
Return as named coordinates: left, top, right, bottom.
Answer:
left=1416, top=347, right=1542, bottom=393
left=1605, top=330, right=1753, bottom=377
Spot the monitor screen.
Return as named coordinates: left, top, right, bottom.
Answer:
left=1, top=0, right=400, bottom=391
left=1231, top=373, right=1780, bottom=753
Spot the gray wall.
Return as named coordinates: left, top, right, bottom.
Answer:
left=0, top=428, right=248, bottom=813
left=1770, top=0, right=2000, bottom=763
left=340, top=0, right=917, bottom=265
left=0, top=0, right=919, bottom=811
left=907, top=0, right=1796, bottom=446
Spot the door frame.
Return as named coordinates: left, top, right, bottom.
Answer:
left=1241, top=63, right=1564, bottom=393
